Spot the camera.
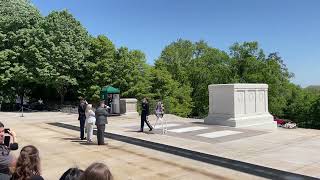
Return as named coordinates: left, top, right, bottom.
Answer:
left=4, top=136, right=10, bottom=146
left=3, top=129, right=11, bottom=147
left=4, top=128, right=9, bottom=134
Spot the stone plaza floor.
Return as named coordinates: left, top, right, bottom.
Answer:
left=1, top=112, right=320, bottom=179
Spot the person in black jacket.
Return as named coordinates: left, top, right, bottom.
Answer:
left=78, top=99, right=87, bottom=140
left=0, top=121, right=18, bottom=175
left=139, top=98, right=153, bottom=132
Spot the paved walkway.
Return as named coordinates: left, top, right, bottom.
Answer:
left=1, top=112, right=265, bottom=180
left=2, top=112, right=320, bottom=179
left=123, top=120, right=267, bottom=145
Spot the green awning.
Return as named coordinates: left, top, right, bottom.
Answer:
left=101, top=86, right=120, bottom=94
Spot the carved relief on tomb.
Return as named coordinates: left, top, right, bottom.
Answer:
left=246, top=90, right=256, bottom=114
left=235, top=90, right=245, bottom=114
left=256, top=90, right=266, bottom=113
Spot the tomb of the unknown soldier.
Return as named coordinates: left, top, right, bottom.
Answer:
left=205, top=84, right=277, bottom=129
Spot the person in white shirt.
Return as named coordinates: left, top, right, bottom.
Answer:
left=85, top=104, right=96, bottom=143
left=154, top=101, right=166, bottom=134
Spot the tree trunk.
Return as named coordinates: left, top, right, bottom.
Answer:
left=60, top=94, right=64, bottom=105
left=58, top=85, right=67, bottom=105
left=19, top=89, right=24, bottom=109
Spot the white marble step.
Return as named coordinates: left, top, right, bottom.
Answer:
left=168, top=126, right=208, bottom=133
left=197, top=130, right=242, bottom=138
left=154, top=123, right=180, bottom=129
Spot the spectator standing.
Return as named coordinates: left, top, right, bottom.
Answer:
left=85, top=104, right=96, bottom=143
left=95, top=101, right=108, bottom=145
left=78, top=99, right=87, bottom=140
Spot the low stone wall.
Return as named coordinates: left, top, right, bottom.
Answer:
left=59, top=99, right=139, bottom=117
left=60, top=105, right=78, bottom=114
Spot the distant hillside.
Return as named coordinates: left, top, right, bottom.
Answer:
left=305, top=85, right=320, bottom=90
left=305, top=85, right=320, bottom=94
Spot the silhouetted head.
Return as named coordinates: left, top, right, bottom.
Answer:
left=99, top=101, right=106, bottom=108
left=80, top=162, right=113, bottom=180
left=60, top=167, right=84, bottom=180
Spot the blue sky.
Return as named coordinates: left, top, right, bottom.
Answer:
left=31, top=0, right=320, bottom=87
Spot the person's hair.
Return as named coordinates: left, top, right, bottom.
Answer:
left=143, top=97, right=148, bottom=103
left=60, top=167, right=84, bottom=180
left=85, top=104, right=92, bottom=112
left=99, top=101, right=105, bottom=107
left=0, top=122, right=4, bottom=128
left=12, top=145, right=41, bottom=180
left=80, top=162, right=113, bottom=180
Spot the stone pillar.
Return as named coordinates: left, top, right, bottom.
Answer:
left=205, top=84, right=276, bottom=129
left=120, top=98, right=139, bottom=117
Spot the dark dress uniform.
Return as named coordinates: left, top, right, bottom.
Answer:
left=78, top=102, right=86, bottom=140
left=140, top=101, right=153, bottom=132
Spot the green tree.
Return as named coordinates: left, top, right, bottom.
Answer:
left=309, top=96, right=320, bottom=129
left=189, top=47, right=232, bottom=117
left=0, top=0, right=45, bottom=104
left=110, top=47, right=151, bottom=99
left=42, top=10, right=90, bottom=104
left=285, top=85, right=313, bottom=124
left=229, top=42, right=293, bottom=116
left=229, top=42, right=265, bottom=82
left=78, top=35, right=116, bottom=102
left=148, top=68, right=193, bottom=117
left=155, top=39, right=233, bottom=117
left=156, top=39, right=194, bottom=84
